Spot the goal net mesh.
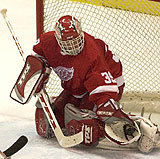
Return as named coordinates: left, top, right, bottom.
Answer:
left=36, top=0, right=160, bottom=112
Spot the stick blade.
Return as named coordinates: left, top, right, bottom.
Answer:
left=59, top=130, right=84, bottom=148
left=3, top=135, right=28, bottom=157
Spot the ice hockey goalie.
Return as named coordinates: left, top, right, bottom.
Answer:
left=10, top=15, right=160, bottom=153
left=10, top=55, right=160, bottom=153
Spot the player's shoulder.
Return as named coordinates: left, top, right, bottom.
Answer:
left=84, top=32, right=106, bottom=48
left=41, top=31, right=55, bottom=37
left=39, top=31, right=57, bottom=47
left=83, top=32, right=101, bottom=61
left=40, top=31, right=56, bottom=41
left=95, top=38, right=105, bottom=46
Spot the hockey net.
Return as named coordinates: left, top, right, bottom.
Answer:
left=36, top=0, right=160, bottom=113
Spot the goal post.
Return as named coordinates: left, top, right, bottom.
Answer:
left=36, top=0, right=160, bottom=113
left=36, top=0, right=44, bottom=38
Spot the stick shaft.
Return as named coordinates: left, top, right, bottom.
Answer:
left=38, top=89, right=83, bottom=147
left=1, top=9, right=25, bottom=61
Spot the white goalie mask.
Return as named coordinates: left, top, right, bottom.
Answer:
left=55, top=15, right=84, bottom=56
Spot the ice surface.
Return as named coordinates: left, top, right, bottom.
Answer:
left=0, top=0, right=160, bottom=158
left=1, top=112, right=160, bottom=159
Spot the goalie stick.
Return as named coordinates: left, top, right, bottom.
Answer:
left=37, top=88, right=84, bottom=148
left=0, top=136, right=28, bottom=159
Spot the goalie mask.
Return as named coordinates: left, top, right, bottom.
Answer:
left=55, top=15, right=84, bottom=56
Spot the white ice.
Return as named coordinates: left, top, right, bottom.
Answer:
left=0, top=0, right=160, bottom=158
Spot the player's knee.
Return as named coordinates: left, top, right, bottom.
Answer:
left=67, top=119, right=105, bottom=146
left=65, top=103, right=105, bottom=146
left=35, top=107, right=54, bottom=138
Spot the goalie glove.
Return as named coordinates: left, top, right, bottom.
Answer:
left=10, top=55, right=51, bottom=104
left=96, top=99, right=141, bottom=145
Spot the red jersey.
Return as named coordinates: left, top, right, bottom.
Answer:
left=33, top=31, right=124, bottom=106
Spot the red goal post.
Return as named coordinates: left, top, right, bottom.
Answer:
left=36, top=0, right=44, bottom=38
left=36, top=0, right=160, bottom=113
